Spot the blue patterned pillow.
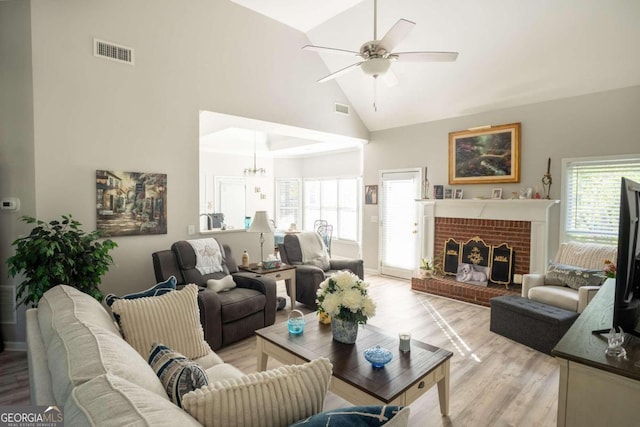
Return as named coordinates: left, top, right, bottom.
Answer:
left=290, top=405, right=406, bottom=427
left=148, top=343, right=208, bottom=407
left=104, top=276, right=177, bottom=307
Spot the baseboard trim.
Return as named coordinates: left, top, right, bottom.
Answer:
left=2, top=341, right=27, bottom=352
left=364, top=267, right=380, bottom=276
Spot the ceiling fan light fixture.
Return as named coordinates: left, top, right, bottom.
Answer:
left=360, top=57, right=391, bottom=76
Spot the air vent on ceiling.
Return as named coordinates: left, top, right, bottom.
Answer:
left=93, top=38, right=134, bottom=65
left=334, top=102, right=350, bottom=115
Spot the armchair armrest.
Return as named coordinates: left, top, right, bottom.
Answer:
left=293, top=264, right=326, bottom=282
left=197, top=289, right=223, bottom=350
left=330, top=259, right=364, bottom=279
left=522, top=273, right=546, bottom=298
left=232, top=273, right=277, bottom=325
left=577, top=286, right=601, bottom=313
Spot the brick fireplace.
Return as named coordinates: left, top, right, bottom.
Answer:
left=412, top=199, right=560, bottom=305
left=435, top=217, right=530, bottom=277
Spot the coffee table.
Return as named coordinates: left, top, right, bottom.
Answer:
left=255, top=313, right=453, bottom=413
left=238, top=263, right=296, bottom=309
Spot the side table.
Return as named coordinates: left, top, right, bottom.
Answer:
left=238, top=264, right=296, bottom=309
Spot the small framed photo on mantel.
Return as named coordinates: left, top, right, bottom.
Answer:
left=444, top=188, right=453, bottom=199
left=491, top=188, right=503, bottom=200
left=433, top=185, right=444, bottom=200
left=454, top=188, right=464, bottom=199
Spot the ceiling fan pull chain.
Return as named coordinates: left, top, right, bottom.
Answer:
left=373, top=77, right=378, bottom=112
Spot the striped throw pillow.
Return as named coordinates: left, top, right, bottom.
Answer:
left=111, top=283, right=211, bottom=360
left=148, top=343, right=208, bottom=407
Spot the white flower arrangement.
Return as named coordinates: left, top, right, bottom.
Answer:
left=316, top=271, right=376, bottom=325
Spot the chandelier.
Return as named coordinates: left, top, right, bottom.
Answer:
left=243, top=132, right=265, bottom=176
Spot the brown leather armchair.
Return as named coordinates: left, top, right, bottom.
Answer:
left=152, top=239, right=277, bottom=350
left=278, top=233, right=364, bottom=307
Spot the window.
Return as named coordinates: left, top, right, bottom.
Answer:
left=303, top=177, right=360, bottom=241
left=563, top=156, right=640, bottom=244
left=275, top=178, right=301, bottom=230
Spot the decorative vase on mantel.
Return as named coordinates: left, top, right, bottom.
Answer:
left=331, top=317, right=359, bottom=344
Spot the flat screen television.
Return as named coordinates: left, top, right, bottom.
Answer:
left=612, top=177, right=640, bottom=337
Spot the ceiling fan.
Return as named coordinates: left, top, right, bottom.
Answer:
left=303, top=0, right=458, bottom=105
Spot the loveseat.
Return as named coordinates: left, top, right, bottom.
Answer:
left=522, top=241, right=617, bottom=313
left=152, top=238, right=277, bottom=349
left=278, top=232, right=364, bottom=307
left=26, top=284, right=410, bottom=426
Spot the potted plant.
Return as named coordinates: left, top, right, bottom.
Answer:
left=7, top=215, right=118, bottom=307
left=604, top=259, right=617, bottom=278
left=316, top=271, right=376, bottom=344
left=419, top=257, right=434, bottom=279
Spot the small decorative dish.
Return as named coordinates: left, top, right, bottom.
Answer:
left=364, top=345, right=393, bottom=368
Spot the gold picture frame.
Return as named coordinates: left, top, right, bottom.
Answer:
left=448, top=123, right=520, bottom=184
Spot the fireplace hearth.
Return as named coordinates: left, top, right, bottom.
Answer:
left=411, top=275, right=519, bottom=307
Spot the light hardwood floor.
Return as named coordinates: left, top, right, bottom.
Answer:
left=0, top=275, right=558, bottom=426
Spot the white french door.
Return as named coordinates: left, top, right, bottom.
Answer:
left=379, top=169, right=421, bottom=278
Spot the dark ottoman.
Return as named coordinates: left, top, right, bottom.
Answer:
left=490, top=295, right=579, bottom=354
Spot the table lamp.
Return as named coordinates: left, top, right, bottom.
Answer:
left=249, top=211, right=274, bottom=265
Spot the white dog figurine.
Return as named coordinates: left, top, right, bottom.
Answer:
left=456, top=263, right=488, bottom=283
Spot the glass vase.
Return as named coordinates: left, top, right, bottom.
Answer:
left=331, top=317, right=358, bottom=344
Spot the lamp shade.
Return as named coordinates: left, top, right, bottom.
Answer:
left=249, top=211, right=274, bottom=233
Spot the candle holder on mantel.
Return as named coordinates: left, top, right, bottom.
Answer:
left=541, top=173, right=552, bottom=199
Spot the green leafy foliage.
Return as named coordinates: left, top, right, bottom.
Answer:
left=420, top=257, right=433, bottom=270
left=6, top=215, right=118, bottom=308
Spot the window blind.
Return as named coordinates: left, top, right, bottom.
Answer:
left=565, top=158, right=640, bottom=244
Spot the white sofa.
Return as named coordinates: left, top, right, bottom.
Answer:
left=522, top=242, right=617, bottom=313
left=26, top=284, right=409, bottom=426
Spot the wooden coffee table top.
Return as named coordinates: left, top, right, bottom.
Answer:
left=255, top=313, right=453, bottom=403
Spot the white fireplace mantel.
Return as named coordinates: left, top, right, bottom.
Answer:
left=417, top=199, right=560, bottom=274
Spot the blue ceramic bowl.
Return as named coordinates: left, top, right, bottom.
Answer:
left=364, top=345, right=393, bottom=368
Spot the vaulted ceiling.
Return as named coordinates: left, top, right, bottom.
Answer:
left=232, top=0, right=640, bottom=132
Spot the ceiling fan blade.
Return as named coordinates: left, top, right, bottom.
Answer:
left=393, top=51, right=459, bottom=62
left=302, top=45, right=360, bottom=56
left=382, top=69, right=398, bottom=87
left=317, top=62, right=363, bottom=83
left=379, top=19, right=415, bottom=51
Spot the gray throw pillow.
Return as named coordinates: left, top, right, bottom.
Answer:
left=545, top=262, right=605, bottom=290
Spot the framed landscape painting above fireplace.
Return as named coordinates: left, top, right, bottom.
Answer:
left=448, top=122, right=520, bottom=184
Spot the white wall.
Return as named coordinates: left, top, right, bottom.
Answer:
left=362, top=86, right=640, bottom=270
left=0, top=0, right=35, bottom=345
left=0, top=0, right=369, bottom=343
left=300, top=149, right=362, bottom=177
left=26, top=0, right=368, bottom=294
